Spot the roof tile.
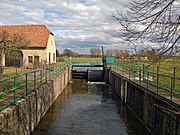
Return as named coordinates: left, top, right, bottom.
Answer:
left=0, top=24, right=53, bottom=47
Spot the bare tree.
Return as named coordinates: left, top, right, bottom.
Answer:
left=63, top=49, right=78, bottom=57
left=113, top=0, right=180, bottom=60
left=114, top=49, right=120, bottom=57
left=112, top=49, right=129, bottom=58
left=0, top=31, right=29, bottom=79
left=90, top=48, right=101, bottom=57
left=120, top=50, right=129, bottom=59
left=106, top=49, right=114, bottom=56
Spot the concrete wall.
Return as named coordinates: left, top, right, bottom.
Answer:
left=109, top=71, right=180, bottom=135
left=0, top=66, right=71, bottom=135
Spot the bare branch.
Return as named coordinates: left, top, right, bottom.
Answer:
left=113, top=0, right=180, bottom=60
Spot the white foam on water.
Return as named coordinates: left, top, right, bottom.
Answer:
left=87, top=81, right=106, bottom=85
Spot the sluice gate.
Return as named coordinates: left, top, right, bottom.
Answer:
left=72, top=69, right=88, bottom=79
left=72, top=63, right=104, bottom=82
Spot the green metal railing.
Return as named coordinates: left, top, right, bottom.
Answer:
left=112, top=60, right=180, bottom=105
left=0, top=62, right=70, bottom=112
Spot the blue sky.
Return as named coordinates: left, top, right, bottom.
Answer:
left=0, top=0, right=130, bottom=54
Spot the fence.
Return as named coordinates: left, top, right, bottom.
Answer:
left=0, top=62, right=70, bottom=112
left=112, top=60, right=180, bottom=105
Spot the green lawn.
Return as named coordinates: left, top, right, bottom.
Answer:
left=58, top=57, right=102, bottom=64
left=115, top=59, right=180, bottom=91
left=2, top=67, right=31, bottom=78
left=116, top=59, right=180, bottom=76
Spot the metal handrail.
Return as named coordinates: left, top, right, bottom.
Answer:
left=112, top=63, right=180, bottom=104
left=0, top=62, right=70, bottom=112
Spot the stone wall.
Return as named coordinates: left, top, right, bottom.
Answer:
left=0, top=66, right=71, bottom=135
left=109, top=71, right=180, bottom=135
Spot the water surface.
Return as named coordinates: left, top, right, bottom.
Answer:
left=32, top=80, right=151, bottom=135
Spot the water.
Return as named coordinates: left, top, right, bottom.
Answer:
left=32, top=80, right=151, bottom=135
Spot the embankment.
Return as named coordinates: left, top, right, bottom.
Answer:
left=0, top=66, right=71, bottom=135
left=109, top=71, right=179, bottom=135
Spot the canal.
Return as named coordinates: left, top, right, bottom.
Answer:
left=32, top=80, right=151, bottom=135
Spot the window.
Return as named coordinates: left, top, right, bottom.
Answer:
left=28, top=56, right=33, bottom=63
left=53, top=53, right=55, bottom=61
left=51, top=40, right=53, bottom=45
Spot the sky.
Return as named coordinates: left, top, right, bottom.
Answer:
left=0, top=0, right=130, bottom=54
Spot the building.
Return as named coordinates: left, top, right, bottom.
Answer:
left=0, top=24, right=56, bottom=68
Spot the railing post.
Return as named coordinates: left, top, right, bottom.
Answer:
left=173, top=67, right=176, bottom=90
left=129, top=65, right=131, bottom=79
left=46, top=67, right=48, bottom=82
left=49, top=67, right=51, bottom=81
left=156, top=66, right=159, bottom=94
left=121, top=61, right=123, bottom=74
left=53, top=66, right=56, bottom=79
left=133, top=65, right=135, bottom=81
left=170, top=77, right=173, bottom=101
left=26, top=74, right=28, bottom=96
left=128, top=66, right=129, bottom=79
left=147, top=71, right=149, bottom=90
left=52, top=66, right=55, bottom=79
left=34, top=71, right=36, bottom=91
left=13, top=76, right=17, bottom=103
left=59, top=65, right=61, bottom=75
left=142, top=64, right=145, bottom=81
left=40, top=69, right=42, bottom=85
left=171, top=67, right=176, bottom=101
left=139, top=68, right=141, bottom=83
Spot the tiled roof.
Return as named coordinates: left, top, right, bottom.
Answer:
left=0, top=24, right=53, bottom=48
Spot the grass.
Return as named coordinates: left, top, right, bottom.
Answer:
left=0, top=67, right=36, bottom=94
left=2, top=67, right=34, bottom=78
left=116, top=59, right=180, bottom=76
left=0, top=77, right=26, bottom=93
left=115, top=59, right=180, bottom=92
left=0, top=63, right=70, bottom=111
left=58, top=57, right=102, bottom=64
left=2, top=61, right=67, bottom=79
left=0, top=63, right=66, bottom=93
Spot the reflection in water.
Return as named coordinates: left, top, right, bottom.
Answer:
left=117, top=101, right=151, bottom=135
left=32, top=80, right=151, bottom=135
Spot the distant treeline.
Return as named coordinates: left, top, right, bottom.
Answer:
left=57, top=48, right=180, bottom=62
left=59, top=54, right=102, bottom=58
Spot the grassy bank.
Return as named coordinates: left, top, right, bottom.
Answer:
left=115, top=59, right=180, bottom=92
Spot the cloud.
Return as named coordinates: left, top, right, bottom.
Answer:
left=0, top=0, right=130, bottom=54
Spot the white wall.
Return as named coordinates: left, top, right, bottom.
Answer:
left=21, top=49, right=46, bottom=68
left=46, top=34, right=56, bottom=64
